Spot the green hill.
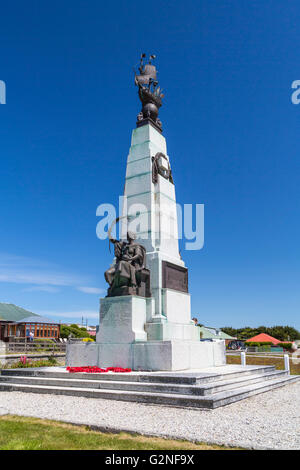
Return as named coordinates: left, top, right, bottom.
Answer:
left=0, top=303, right=40, bottom=321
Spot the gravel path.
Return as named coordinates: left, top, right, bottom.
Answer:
left=0, top=382, right=299, bottom=450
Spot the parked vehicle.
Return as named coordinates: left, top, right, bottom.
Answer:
left=227, top=340, right=247, bottom=351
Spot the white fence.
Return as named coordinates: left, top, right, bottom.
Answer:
left=226, top=351, right=291, bottom=374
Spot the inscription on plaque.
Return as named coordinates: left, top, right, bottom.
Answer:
left=162, top=261, right=188, bottom=293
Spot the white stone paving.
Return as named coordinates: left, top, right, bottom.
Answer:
left=0, top=380, right=299, bottom=450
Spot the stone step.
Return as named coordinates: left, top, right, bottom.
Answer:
left=0, top=369, right=288, bottom=396
left=138, top=365, right=277, bottom=384
left=0, top=365, right=276, bottom=385
left=0, top=369, right=141, bottom=382
left=209, top=375, right=300, bottom=408
left=196, top=369, right=288, bottom=395
left=0, top=374, right=298, bottom=409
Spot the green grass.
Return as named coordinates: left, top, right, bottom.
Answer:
left=226, top=354, right=300, bottom=375
left=0, top=415, right=241, bottom=450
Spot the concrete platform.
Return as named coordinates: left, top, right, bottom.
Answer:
left=0, top=365, right=299, bottom=409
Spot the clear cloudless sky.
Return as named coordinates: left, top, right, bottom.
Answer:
left=0, top=0, right=299, bottom=329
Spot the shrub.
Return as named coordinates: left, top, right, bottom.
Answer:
left=60, top=324, right=91, bottom=339
left=257, top=344, right=270, bottom=351
left=34, top=338, right=54, bottom=343
left=33, top=338, right=59, bottom=352
left=278, top=342, right=293, bottom=350
left=3, top=357, right=58, bottom=369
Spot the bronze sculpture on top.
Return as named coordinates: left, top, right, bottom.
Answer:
left=135, top=53, right=164, bottom=133
left=104, top=230, right=151, bottom=298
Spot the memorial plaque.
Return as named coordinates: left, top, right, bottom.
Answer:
left=162, top=261, right=188, bottom=293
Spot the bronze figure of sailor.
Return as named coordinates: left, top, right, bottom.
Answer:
left=104, top=231, right=151, bottom=297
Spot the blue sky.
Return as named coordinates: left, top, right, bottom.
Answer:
left=0, top=1, right=299, bottom=329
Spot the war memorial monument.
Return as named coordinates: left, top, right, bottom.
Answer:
left=67, top=55, right=225, bottom=370
left=1, top=56, right=297, bottom=409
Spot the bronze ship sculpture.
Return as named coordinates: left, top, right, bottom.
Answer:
left=134, top=53, right=164, bottom=132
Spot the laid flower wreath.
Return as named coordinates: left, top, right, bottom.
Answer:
left=66, top=366, right=131, bottom=373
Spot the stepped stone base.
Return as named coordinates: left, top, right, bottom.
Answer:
left=66, top=339, right=226, bottom=371
left=1, top=365, right=299, bottom=409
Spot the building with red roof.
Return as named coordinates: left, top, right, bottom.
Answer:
left=245, top=332, right=291, bottom=345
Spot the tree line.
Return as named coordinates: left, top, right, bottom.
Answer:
left=220, top=325, right=300, bottom=342
left=60, top=324, right=91, bottom=339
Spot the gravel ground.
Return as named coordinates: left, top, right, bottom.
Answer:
left=0, top=381, right=299, bottom=450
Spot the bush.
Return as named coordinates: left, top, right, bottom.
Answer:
left=34, top=338, right=54, bottom=343
left=60, top=324, right=91, bottom=339
left=221, top=325, right=300, bottom=342
left=259, top=345, right=271, bottom=352
left=2, top=357, right=58, bottom=369
left=31, top=338, right=60, bottom=352
left=278, top=342, right=293, bottom=350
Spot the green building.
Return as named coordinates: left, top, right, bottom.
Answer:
left=0, top=303, right=60, bottom=341
left=198, top=325, right=237, bottom=344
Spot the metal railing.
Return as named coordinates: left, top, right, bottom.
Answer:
left=226, top=350, right=293, bottom=357
left=6, top=340, right=66, bottom=354
left=226, top=350, right=291, bottom=374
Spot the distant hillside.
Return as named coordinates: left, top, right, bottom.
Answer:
left=0, top=303, right=40, bottom=321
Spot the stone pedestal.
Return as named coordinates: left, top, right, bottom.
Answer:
left=133, top=340, right=226, bottom=371
left=66, top=339, right=225, bottom=371
left=66, top=295, right=225, bottom=371
left=96, top=296, right=148, bottom=344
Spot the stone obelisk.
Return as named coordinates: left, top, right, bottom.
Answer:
left=66, top=55, right=225, bottom=371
